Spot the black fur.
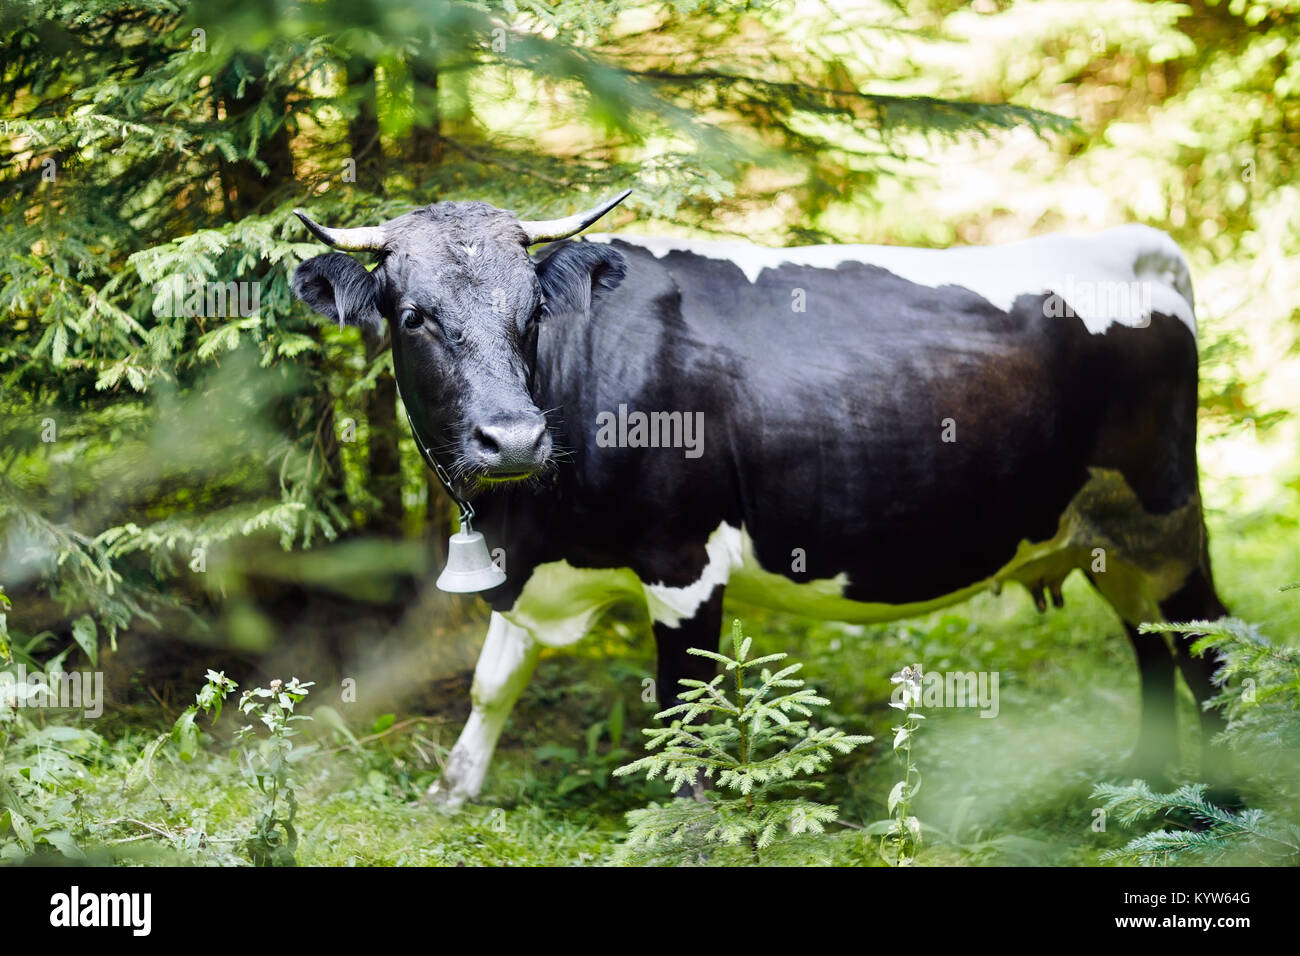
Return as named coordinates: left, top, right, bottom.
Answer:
left=535, top=241, right=628, bottom=320
left=290, top=203, right=630, bottom=492
left=292, top=252, right=382, bottom=333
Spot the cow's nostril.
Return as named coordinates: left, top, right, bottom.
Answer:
left=469, top=417, right=548, bottom=475
left=527, top=420, right=548, bottom=453
left=472, top=426, right=502, bottom=458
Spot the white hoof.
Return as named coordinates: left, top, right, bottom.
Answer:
left=425, top=778, right=469, bottom=810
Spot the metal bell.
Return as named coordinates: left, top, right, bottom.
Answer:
left=436, top=527, right=506, bottom=593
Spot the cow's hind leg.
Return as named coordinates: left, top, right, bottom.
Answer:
left=1088, top=549, right=1232, bottom=790
left=1120, top=620, right=1179, bottom=782
left=1158, top=561, right=1235, bottom=799
left=651, top=584, right=725, bottom=799
left=426, top=611, right=540, bottom=809
left=1082, top=559, right=1180, bottom=782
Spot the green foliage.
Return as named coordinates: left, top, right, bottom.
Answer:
left=864, top=663, right=925, bottom=865
left=0, top=703, right=99, bottom=862
left=613, top=619, right=871, bottom=865
left=0, top=591, right=103, bottom=862
left=536, top=695, right=632, bottom=798
left=231, top=675, right=315, bottom=866
left=0, top=587, right=9, bottom=664
left=128, top=669, right=315, bottom=865
left=1094, top=613, right=1300, bottom=865
left=1093, top=780, right=1299, bottom=866
left=1141, top=616, right=1300, bottom=761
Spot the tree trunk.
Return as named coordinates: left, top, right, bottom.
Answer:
left=346, top=57, right=403, bottom=536
left=363, top=329, right=404, bottom=536
left=346, top=58, right=386, bottom=195
left=217, top=54, right=294, bottom=216
left=410, top=52, right=451, bottom=542
left=410, top=55, right=444, bottom=179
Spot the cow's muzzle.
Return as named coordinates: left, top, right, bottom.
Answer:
left=466, top=413, right=551, bottom=480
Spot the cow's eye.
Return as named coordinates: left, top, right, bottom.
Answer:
left=401, top=308, right=422, bottom=330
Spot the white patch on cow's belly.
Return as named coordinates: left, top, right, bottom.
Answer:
left=504, top=469, right=1200, bottom=643
left=505, top=521, right=995, bottom=637
left=502, top=561, right=645, bottom=647
left=726, top=525, right=994, bottom=624
left=586, top=225, right=1195, bottom=337
left=642, top=523, right=743, bottom=626
left=503, top=524, right=744, bottom=645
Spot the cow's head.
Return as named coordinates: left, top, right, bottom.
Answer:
left=291, top=192, right=629, bottom=492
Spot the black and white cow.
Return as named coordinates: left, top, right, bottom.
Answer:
left=291, top=192, right=1229, bottom=808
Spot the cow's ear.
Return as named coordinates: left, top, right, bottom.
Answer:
left=534, top=242, right=626, bottom=319
left=292, top=252, right=383, bottom=332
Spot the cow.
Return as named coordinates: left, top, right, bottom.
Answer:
left=291, top=192, right=1231, bottom=809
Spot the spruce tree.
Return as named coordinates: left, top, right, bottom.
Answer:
left=614, top=618, right=871, bottom=865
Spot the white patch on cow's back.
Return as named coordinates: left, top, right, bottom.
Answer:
left=586, top=224, right=1195, bottom=337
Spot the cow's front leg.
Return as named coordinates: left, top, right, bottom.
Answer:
left=427, top=611, right=540, bottom=809
left=651, top=584, right=725, bottom=799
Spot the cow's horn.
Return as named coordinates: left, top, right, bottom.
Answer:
left=294, top=209, right=387, bottom=251
left=519, top=189, right=632, bottom=245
